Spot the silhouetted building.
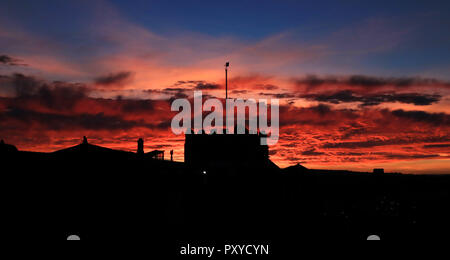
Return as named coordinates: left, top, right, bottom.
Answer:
left=53, top=136, right=130, bottom=155
left=51, top=136, right=167, bottom=162
left=373, top=168, right=385, bottom=174
left=284, top=163, right=308, bottom=174
left=184, top=128, right=269, bottom=169
left=0, top=139, right=18, bottom=154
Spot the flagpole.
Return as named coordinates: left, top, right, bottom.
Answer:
left=225, top=62, right=229, bottom=99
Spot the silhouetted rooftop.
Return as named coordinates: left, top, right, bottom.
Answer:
left=0, top=139, right=18, bottom=153
left=52, top=137, right=132, bottom=155
left=285, top=163, right=308, bottom=172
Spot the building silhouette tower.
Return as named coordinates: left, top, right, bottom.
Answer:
left=137, top=138, right=144, bottom=155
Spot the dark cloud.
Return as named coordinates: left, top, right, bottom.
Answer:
left=163, top=88, right=189, bottom=99
left=0, top=74, right=172, bottom=124
left=231, top=90, right=248, bottom=94
left=278, top=104, right=357, bottom=127
left=174, top=80, right=221, bottom=90
left=301, top=148, right=325, bottom=156
left=302, top=90, right=356, bottom=104
left=255, top=84, right=279, bottom=90
left=170, top=92, right=189, bottom=100
left=174, top=80, right=195, bottom=85
left=423, top=144, right=450, bottom=149
left=1, top=73, right=88, bottom=110
left=36, top=84, right=87, bottom=110
left=162, top=87, right=187, bottom=92
left=94, top=71, right=133, bottom=86
left=310, top=104, right=332, bottom=115
left=144, top=88, right=189, bottom=99
left=0, top=55, right=25, bottom=66
left=323, top=136, right=450, bottom=149
left=258, top=92, right=296, bottom=99
left=335, top=152, right=365, bottom=156
left=294, top=74, right=449, bottom=88
left=391, top=109, right=450, bottom=126
left=301, top=90, right=441, bottom=106
left=119, top=99, right=156, bottom=113
left=194, top=82, right=221, bottom=90
left=375, top=152, right=440, bottom=160
left=294, top=75, right=338, bottom=87
left=339, top=123, right=368, bottom=139
left=383, top=93, right=441, bottom=106
left=0, top=108, right=166, bottom=131
left=11, top=73, right=43, bottom=96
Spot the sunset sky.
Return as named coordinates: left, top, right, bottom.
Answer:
left=1, top=0, right=450, bottom=173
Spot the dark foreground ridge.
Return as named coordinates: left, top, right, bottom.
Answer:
left=1, top=136, right=450, bottom=247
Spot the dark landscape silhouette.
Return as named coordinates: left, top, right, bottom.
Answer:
left=1, top=133, right=450, bottom=246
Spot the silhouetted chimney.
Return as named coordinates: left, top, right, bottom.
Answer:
left=170, top=150, right=173, bottom=161
left=137, top=138, right=144, bottom=155
left=83, top=136, right=88, bottom=145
